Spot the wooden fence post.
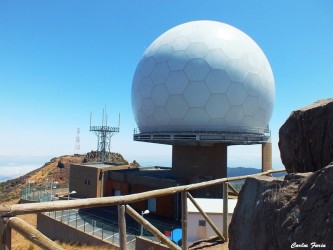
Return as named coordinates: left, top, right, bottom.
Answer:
left=8, top=217, right=64, bottom=250
left=0, top=218, right=11, bottom=250
left=223, top=182, right=228, bottom=241
left=227, top=182, right=239, bottom=195
left=181, top=191, right=188, bottom=249
left=118, top=205, right=127, bottom=250
left=125, top=205, right=181, bottom=250
left=187, top=193, right=225, bottom=242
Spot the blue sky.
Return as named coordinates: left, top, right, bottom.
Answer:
left=0, top=0, right=332, bottom=176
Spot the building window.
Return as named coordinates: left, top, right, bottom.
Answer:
left=198, top=220, right=206, bottom=227
left=84, top=180, right=90, bottom=185
left=148, top=198, right=157, bottom=213
left=114, top=190, right=121, bottom=196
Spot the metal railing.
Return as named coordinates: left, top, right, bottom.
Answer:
left=44, top=208, right=176, bottom=248
left=20, top=184, right=69, bottom=202
left=134, top=124, right=271, bottom=135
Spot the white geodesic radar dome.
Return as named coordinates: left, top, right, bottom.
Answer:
left=131, top=20, right=275, bottom=133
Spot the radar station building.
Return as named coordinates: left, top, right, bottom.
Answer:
left=69, top=20, right=275, bottom=218
left=131, top=20, right=275, bottom=197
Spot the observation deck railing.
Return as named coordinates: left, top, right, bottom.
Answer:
left=0, top=168, right=285, bottom=250
left=133, top=125, right=271, bottom=145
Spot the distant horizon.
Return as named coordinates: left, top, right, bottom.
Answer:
left=0, top=148, right=285, bottom=182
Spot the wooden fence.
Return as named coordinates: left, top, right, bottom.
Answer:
left=0, top=169, right=285, bottom=250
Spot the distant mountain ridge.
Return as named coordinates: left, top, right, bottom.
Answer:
left=0, top=151, right=129, bottom=202
left=1, top=154, right=282, bottom=203
left=227, top=167, right=261, bottom=177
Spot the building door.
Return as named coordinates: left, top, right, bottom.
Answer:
left=148, top=198, right=157, bottom=213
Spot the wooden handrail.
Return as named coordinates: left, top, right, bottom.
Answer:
left=0, top=169, right=285, bottom=217
left=0, top=168, right=286, bottom=250
left=8, top=217, right=64, bottom=250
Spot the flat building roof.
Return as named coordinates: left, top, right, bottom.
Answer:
left=187, top=198, right=238, bottom=214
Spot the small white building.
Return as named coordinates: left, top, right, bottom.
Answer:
left=187, top=198, right=237, bottom=243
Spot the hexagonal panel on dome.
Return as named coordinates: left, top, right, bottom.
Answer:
left=172, top=36, right=191, bottom=51
left=135, top=110, right=146, bottom=127
left=151, top=84, right=169, bottom=106
left=205, top=94, right=230, bottom=119
left=244, top=73, right=262, bottom=96
left=185, top=42, right=209, bottom=58
left=225, top=106, right=244, bottom=126
left=260, top=65, right=274, bottom=88
left=243, top=96, right=259, bottom=116
left=227, top=82, right=247, bottom=106
left=155, top=44, right=174, bottom=63
left=132, top=91, right=143, bottom=111
left=151, top=62, right=170, bottom=85
left=165, top=70, right=188, bottom=94
left=225, top=58, right=248, bottom=83
left=142, top=115, right=157, bottom=130
left=254, top=108, right=266, bottom=127
left=184, top=108, right=210, bottom=126
left=169, top=118, right=187, bottom=128
left=208, top=118, right=227, bottom=127
left=166, top=95, right=189, bottom=119
left=188, top=31, right=204, bottom=43
left=141, top=98, right=155, bottom=116
left=167, top=51, right=190, bottom=71
left=206, top=69, right=231, bottom=94
left=258, top=89, right=269, bottom=109
left=184, top=81, right=211, bottom=107
left=153, top=107, right=170, bottom=125
left=184, top=58, right=210, bottom=81
left=222, top=37, right=247, bottom=59
left=139, top=77, right=154, bottom=98
left=205, top=48, right=229, bottom=69
left=140, top=56, right=156, bottom=77
left=241, top=115, right=256, bottom=128
left=242, top=50, right=264, bottom=74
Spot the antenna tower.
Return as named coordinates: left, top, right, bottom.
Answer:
left=75, top=128, right=80, bottom=154
left=90, top=109, right=120, bottom=163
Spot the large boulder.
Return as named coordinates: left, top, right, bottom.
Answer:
left=228, top=164, right=333, bottom=250
left=279, top=98, right=333, bottom=173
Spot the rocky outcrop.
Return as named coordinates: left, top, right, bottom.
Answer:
left=228, top=164, right=333, bottom=250
left=279, top=98, right=333, bottom=173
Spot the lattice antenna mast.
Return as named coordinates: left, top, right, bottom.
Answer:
left=90, top=109, right=120, bottom=163
left=75, top=128, right=80, bottom=154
